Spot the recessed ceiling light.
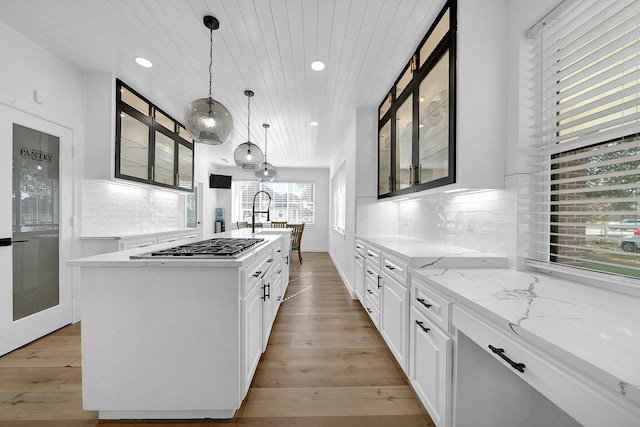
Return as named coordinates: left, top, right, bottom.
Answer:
left=310, top=60, right=325, bottom=71
left=135, top=57, right=153, bottom=68
left=310, top=121, right=319, bottom=126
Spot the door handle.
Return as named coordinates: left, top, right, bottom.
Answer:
left=0, top=238, right=28, bottom=246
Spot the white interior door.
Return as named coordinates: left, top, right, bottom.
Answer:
left=0, top=104, right=73, bottom=356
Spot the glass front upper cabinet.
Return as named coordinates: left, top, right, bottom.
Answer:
left=377, top=0, right=455, bottom=198
left=115, top=79, right=194, bottom=191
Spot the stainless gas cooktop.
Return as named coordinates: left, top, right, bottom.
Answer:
left=130, top=238, right=265, bottom=259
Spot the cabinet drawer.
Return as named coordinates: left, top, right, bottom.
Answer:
left=364, top=263, right=381, bottom=290
left=365, top=245, right=381, bottom=268
left=452, top=305, right=640, bottom=427
left=364, top=276, right=380, bottom=307
left=412, top=278, right=451, bottom=333
left=242, top=252, right=271, bottom=296
left=355, top=239, right=365, bottom=256
left=381, top=253, right=408, bottom=285
left=364, top=294, right=380, bottom=329
left=272, top=238, right=285, bottom=259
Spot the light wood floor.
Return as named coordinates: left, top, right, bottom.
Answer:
left=0, top=252, right=434, bottom=426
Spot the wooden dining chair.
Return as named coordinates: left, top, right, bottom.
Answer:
left=289, top=223, right=305, bottom=264
left=236, top=221, right=248, bottom=229
left=270, top=221, right=288, bottom=228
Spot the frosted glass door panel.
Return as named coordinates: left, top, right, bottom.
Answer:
left=396, top=95, right=413, bottom=190
left=419, top=52, right=449, bottom=184
left=178, top=143, right=193, bottom=190
left=12, top=124, right=59, bottom=320
left=154, top=132, right=175, bottom=185
left=120, top=113, right=149, bottom=180
left=379, top=119, right=392, bottom=196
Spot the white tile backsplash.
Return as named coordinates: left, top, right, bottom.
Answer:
left=357, top=183, right=520, bottom=266
left=80, top=180, right=185, bottom=236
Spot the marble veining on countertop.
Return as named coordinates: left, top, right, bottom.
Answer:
left=357, top=235, right=507, bottom=268
left=412, top=266, right=640, bottom=395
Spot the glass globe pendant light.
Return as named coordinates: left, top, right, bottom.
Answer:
left=184, top=15, right=233, bottom=145
left=255, top=123, right=276, bottom=182
left=233, top=90, right=264, bottom=170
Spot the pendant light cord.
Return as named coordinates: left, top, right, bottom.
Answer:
left=208, top=26, right=213, bottom=100
left=247, top=94, right=251, bottom=142
left=263, top=124, right=269, bottom=167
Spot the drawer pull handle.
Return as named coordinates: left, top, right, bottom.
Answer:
left=415, top=320, right=430, bottom=333
left=489, top=345, right=526, bottom=373
left=367, top=253, right=374, bottom=257
left=367, top=308, right=373, bottom=314
left=267, top=258, right=274, bottom=263
left=253, top=271, right=262, bottom=277
left=417, top=298, right=432, bottom=309
left=385, top=264, right=395, bottom=270
left=367, top=289, right=373, bottom=294
left=377, top=276, right=382, bottom=289
left=367, top=269, right=375, bottom=275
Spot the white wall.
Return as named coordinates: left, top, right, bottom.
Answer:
left=215, top=165, right=330, bottom=252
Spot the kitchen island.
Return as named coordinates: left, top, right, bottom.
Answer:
left=68, top=229, right=291, bottom=420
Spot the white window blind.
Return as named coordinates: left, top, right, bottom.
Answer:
left=231, top=181, right=315, bottom=224
left=331, top=162, right=346, bottom=233
left=527, top=0, right=640, bottom=278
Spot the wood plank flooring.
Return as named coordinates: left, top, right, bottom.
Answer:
left=0, top=252, right=434, bottom=426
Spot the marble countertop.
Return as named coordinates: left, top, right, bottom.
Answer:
left=68, top=229, right=290, bottom=268
left=357, top=235, right=507, bottom=268
left=411, top=266, right=640, bottom=401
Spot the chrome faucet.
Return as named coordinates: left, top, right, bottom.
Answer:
left=252, top=191, right=271, bottom=234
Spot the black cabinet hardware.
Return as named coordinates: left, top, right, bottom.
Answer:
left=385, top=264, right=395, bottom=270
left=0, top=238, right=28, bottom=246
left=286, top=256, right=289, bottom=265
left=276, top=249, right=282, bottom=253
left=267, top=258, right=273, bottom=263
left=416, top=298, right=432, bottom=308
left=415, top=320, right=430, bottom=333
left=367, top=308, right=373, bottom=314
left=367, top=289, right=373, bottom=294
left=488, top=345, right=526, bottom=373
left=253, top=271, right=262, bottom=277
left=377, top=276, right=382, bottom=289
left=262, top=283, right=271, bottom=301
left=367, top=253, right=374, bottom=257
left=367, top=269, right=374, bottom=275
left=276, top=269, right=282, bottom=275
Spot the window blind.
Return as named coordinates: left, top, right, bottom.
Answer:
left=331, top=162, right=346, bottom=233
left=231, top=181, right=315, bottom=224
left=527, top=0, right=640, bottom=278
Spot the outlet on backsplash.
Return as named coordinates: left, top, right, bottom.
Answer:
left=465, top=213, right=475, bottom=231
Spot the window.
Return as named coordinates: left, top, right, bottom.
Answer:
left=332, top=162, right=346, bottom=234
left=528, top=0, right=640, bottom=279
left=231, top=181, right=315, bottom=224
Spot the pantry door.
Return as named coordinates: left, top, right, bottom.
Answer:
left=0, top=104, right=73, bottom=356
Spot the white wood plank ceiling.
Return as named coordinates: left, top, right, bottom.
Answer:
left=0, top=0, right=444, bottom=168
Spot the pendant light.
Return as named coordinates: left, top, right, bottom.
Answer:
left=255, top=123, right=276, bottom=182
left=184, top=15, right=233, bottom=145
left=233, top=90, right=264, bottom=170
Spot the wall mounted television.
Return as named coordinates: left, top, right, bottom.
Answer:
left=209, top=174, right=232, bottom=189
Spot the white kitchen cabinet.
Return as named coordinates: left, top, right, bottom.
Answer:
left=242, top=273, right=262, bottom=397
left=354, top=252, right=365, bottom=303
left=364, top=271, right=381, bottom=329
left=410, top=275, right=453, bottom=427
left=410, top=306, right=452, bottom=427
left=380, top=272, right=409, bottom=373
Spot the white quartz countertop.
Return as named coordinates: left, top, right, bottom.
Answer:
left=68, top=229, right=290, bottom=268
left=357, top=235, right=507, bottom=268
left=411, top=266, right=640, bottom=400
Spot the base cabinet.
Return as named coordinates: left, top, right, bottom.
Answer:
left=242, top=279, right=262, bottom=397
left=354, top=252, right=365, bottom=302
left=380, top=274, right=409, bottom=373
left=409, top=307, right=452, bottom=427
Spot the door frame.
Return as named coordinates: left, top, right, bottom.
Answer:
left=0, top=103, right=74, bottom=356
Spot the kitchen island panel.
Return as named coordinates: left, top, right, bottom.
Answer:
left=81, top=266, right=242, bottom=418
